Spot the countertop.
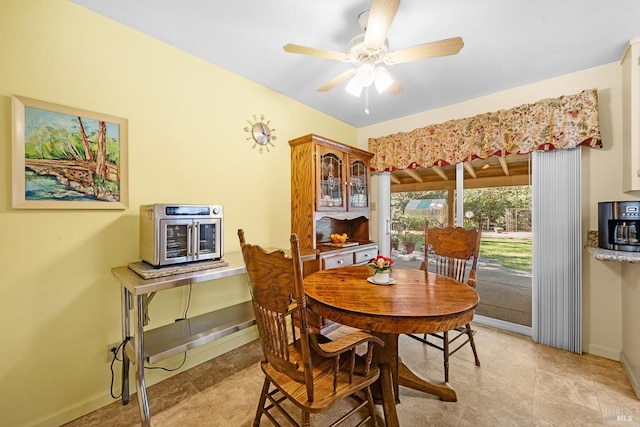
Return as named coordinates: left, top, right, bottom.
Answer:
left=586, top=247, right=640, bottom=263
left=586, top=230, right=640, bottom=263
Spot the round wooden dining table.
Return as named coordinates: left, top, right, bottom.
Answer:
left=304, top=265, right=479, bottom=427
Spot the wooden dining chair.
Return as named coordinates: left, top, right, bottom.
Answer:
left=407, top=221, right=482, bottom=383
left=238, top=229, right=384, bottom=427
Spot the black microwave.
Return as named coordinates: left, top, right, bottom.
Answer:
left=139, top=204, right=224, bottom=267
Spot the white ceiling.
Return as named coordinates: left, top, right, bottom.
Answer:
left=70, top=0, right=639, bottom=128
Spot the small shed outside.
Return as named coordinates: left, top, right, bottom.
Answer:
left=404, top=199, right=448, bottom=226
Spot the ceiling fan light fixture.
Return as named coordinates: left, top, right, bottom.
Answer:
left=345, top=63, right=375, bottom=97
left=355, top=63, right=375, bottom=87
left=346, top=64, right=393, bottom=96
left=345, top=77, right=364, bottom=97
left=373, top=66, right=393, bottom=93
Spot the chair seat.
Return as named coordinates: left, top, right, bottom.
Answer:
left=262, top=341, right=380, bottom=413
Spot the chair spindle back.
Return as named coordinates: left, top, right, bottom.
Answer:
left=424, top=222, right=483, bottom=287
left=238, top=230, right=312, bottom=390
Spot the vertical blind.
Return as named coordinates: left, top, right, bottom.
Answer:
left=532, top=147, right=582, bottom=353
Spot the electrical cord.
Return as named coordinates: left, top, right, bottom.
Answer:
left=109, top=339, right=127, bottom=399
left=183, top=283, right=192, bottom=319
left=144, top=353, right=187, bottom=372
left=145, top=283, right=191, bottom=371
left=108, top=284, right=194, bottom=395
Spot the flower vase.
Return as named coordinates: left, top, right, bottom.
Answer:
left=373, top=271, right=390, bottom=284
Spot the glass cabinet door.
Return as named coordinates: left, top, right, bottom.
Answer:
left=349, top=157, right=369, bottom=209
left=318, top=148, right=345, bottom=210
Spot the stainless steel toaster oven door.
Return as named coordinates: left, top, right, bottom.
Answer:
left=159, top=218, right=221, bottom=265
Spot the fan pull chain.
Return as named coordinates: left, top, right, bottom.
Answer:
left=364, top=87, right=370, bottom=115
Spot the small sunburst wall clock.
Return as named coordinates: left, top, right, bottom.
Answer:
left=244, top=114, right=276, bottom=153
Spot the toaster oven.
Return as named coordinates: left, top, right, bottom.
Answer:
left=139, top=204, right=223, bottom=267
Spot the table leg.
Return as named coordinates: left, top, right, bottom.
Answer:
left=370, top=332, right=400, bottom=427
left=397, top=361, right=457, bottom=402
left=120, top=286, right=130, bottom=405
left=371, top=331, right=457, bottom=409
left=378, top=364, right=399, bottom=427
left=134, top=294, right=151, bottom=427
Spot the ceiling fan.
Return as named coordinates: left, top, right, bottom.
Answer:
left=283, top=0, right=464, bottom=97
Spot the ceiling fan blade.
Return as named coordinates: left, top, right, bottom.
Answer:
left=377, top=67, right=403, bottom=95
left=363, top=0, right=400, bottom=51
left=385, top=37, right=464, bottom=64
left=283, top=44, right=348, bottom=61
left=316, top=69, right=357, bottom=92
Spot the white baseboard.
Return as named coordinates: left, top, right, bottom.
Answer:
left=473, top=314, right=532, bottom=336
left=583, top=342, right=621, bottom=361
left=621, top=351, right=640, bottom=399
left=473, top=317, right=625, bottom=364
left=33, top=328, right=259, bottom=427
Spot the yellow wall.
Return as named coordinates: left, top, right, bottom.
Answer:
left=2, top=0, right=637, bottom=425
left=359, top=62, right=636, bottom=361
left=0, top=0, right=355, bottom=425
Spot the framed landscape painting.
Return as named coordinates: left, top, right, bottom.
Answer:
left=11, top=95, right=128, bottom=209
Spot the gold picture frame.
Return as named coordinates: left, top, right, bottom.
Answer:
left=11, top=95, right=128, bottom=209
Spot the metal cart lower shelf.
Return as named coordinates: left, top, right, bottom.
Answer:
left=130, top=301, right=256, bottom=364
left=112, top=252, right=252, bottom=427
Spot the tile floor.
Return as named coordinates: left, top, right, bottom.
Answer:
left=64, top=324, right=640, bottom=426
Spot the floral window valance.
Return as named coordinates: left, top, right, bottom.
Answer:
left=367, top=88, right=602, bottom=172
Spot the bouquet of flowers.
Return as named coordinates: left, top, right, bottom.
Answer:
left=368, top=255, right=394, bottom=273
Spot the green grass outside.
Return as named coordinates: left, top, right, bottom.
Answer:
left=479, top=238, right=532, bottom=272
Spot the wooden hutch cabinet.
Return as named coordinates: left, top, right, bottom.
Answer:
left=290, top=134, right=378, bottom=331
